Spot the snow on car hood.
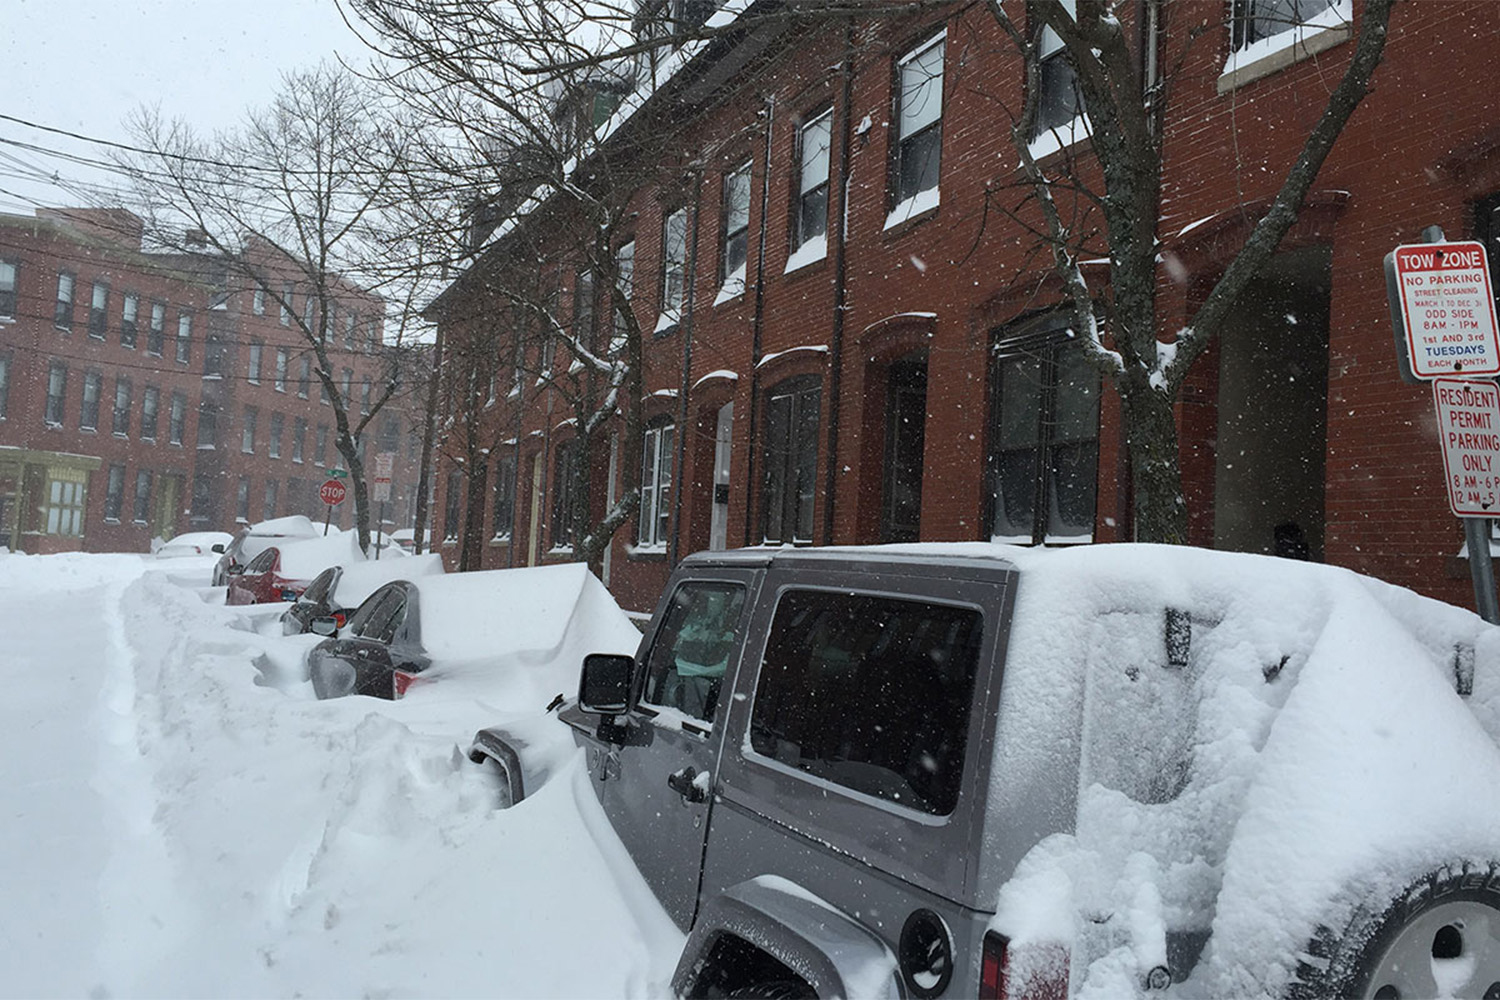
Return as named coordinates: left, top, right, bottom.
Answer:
left=273, top=531, right=366, bottom=581
left=975, top=543, right=1500, bottom=999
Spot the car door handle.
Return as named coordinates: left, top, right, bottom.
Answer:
left=667, top=766, right=708, bottom=803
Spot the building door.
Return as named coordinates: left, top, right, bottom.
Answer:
left=153, top=475, right=180, bottom=540
left=881, top=355, right=927, bottom=543
left=527, top=453, right=543, bottom=566
left=709, top=402, right=734, bottom=551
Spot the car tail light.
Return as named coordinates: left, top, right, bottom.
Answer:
left=979, top=933, right=1069, bottom=1000
left=393, top=670, right=419, bottom=699
left=333, top=611, right=348, bottom=629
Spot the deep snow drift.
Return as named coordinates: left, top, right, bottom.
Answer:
left=0, top=551, right=678, bottom=998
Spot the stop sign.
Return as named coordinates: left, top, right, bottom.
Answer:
left=319, top=479, right=347, bottom=506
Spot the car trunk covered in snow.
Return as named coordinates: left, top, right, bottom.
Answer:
left=979, top=544, right=1500, bottom=998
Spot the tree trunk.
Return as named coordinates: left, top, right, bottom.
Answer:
left=1122, top=384, right=1187, bottom=545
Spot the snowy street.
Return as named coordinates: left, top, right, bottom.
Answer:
left=0, top=553, right=681, bottom=998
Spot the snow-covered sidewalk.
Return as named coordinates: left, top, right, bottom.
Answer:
left=0, top=553, right=681, bottom=998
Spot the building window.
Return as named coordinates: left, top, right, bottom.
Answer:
left=175, top=312, right=192, bottom=364
left=204, top=334, right=225, bottom=378
left=0, top=356, right=9, bottom=419
left=133, top=470, right=153, bottom=523
left=341, top=368, right=353, bottom=403
left=263, top=479, right=279, bottom=520
left=45, top=363, right=67, bottom=426
left=793, top=111, right=832, bottom=257
left=55, top=272, right=75, bottom=329
left=366, top=318, right=380, bottom=352
left=292, top=417, right=306, bottom=463
left=89, top=282, right=110, bottom=338
left=344, top=311, right=357, bottom=349
left=121, top=294, right=138, bottom=348
left=551, top=440, right=577, bottom=550
left=298, top=358, right=311, bottom=398
left=0, top=260, right=16, bottom=319
left=987, top=319, right=1100, bottom=545
left=112, top=378, right=132, bottom=436
left=638, top=420, right=675, bottom=549
left=302, top=294, right=315, bottom=331
left=81, top=372, right=102, bottom=431
left=280, top=282, right=293, bottom=325
left=1231, top=0, right=1343, bottom=51
left=196, top=400, right=218, bottom=450
left=361, top=378, right=372, bottom=414
left=720, top=163, right=751, bottom=298
left=236, top=477, right=251, bottom=522
left=660, top=206, right=688, bottom=327
left=761, top=376, right=820, bottom=545
left=248, top=342, right=263, bottom=383
left=1033, top=0, right=1085, bottom=139
left=44, top=472, right=86, bottom=536
left=141, top=386, right=159, bottom=441
left=191, top=473, right=214, bottom=526
left=168, top=392, right=186, bottom=445
left=268, top=412, right=283, bottom=459
left=612, top=239, right=635, bottom=353
left=573, top=269, right=596, bottom=347
left=147, top=303, right=166, bottom=356
left=315, top=424, right=329, bottom=467
left=275, top=348, right=288, bottom=391
left=253, top=287, right=266, bottom=315
left=891, top=31, right=944, bottom=214
left=443, top=469, right=463, bottom=541
left=493, top=453, right=515, bottom=540
left=242, top=406, right=258, bottom=453
left=104, top=465, right=126, bottom=521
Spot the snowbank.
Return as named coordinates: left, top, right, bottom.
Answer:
left=330, top=551, right=444, bottom=609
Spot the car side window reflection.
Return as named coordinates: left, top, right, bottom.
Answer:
left=640, top=582, right=747, bottom=723
left=247, top=549, right=277, bottom=573
left=347, top=585, right=397, bottom=637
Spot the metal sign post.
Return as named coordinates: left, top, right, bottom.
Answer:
left=372, top=453, right=395, bottom=561
left=1387, top=226, right=1500, bottom=623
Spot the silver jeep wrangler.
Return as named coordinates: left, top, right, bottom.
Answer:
left=471, top=544, right=1500, bottom=999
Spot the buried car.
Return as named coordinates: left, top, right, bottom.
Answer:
left=467, top=543, right=1500, bottom=1000
left=211, top=514, right=324, bottom=586
left=281, top=552, right=445, bottom=636
left=308, top=562, right=639, bottom=702
left=154, top=530, right=234, bottom=559
left=225, top=530, right=364, bottom=606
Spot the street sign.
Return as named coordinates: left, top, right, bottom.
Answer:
left=319, top=479, right=348, bottom=506
left=372, top=452, right=395, bottom=503
left=1390, top=241, right=1500, bottom=379
left=1432, top=377, right=1500, bottom=516
left=326, top=468, right=347, bottom=479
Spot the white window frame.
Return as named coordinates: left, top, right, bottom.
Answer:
left=638, top=421, right=675, bottom=549
left=1219, top=0, right=1352, bottom=92
left=886, top=29, right=946, bottom=230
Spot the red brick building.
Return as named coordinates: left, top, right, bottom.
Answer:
left=0, top=208, right=423, bottom=553
left=428, top=0, right=1500, bottom=614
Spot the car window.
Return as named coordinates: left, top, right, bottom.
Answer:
left=748, top=589, right=983, bottom=816
left=300, top=567, right=337, bottom=605
left=246, top=548, right=278, bottom=574
left=352, top=587, right=403, bottom=641
left=640, top=581, right=747, bottom=723
left=374, top=594, right=408, bottom=644
left=346, top=585, right=397, bottom=636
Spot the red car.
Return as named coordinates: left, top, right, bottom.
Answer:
left=226, top=546, right=310, bottom=605
left=225, top=531, right=364, bottom=606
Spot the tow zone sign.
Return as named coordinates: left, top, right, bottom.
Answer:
left=1433, top=378, right=1500, bottom=516
left=1393, top=241, right=1500, bottom=379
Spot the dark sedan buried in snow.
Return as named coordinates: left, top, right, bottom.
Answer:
left=281, top=553, right=444, bottom=636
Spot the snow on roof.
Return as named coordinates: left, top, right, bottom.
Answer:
left=756, top=344, right=828, bottom=369
left=273, top=530, right=366, bottom=581
left=692, top=369, right=738, bottom=389
left=332, top=553, right=444, bottom=610
left=411, top=562, right=640, bottom=677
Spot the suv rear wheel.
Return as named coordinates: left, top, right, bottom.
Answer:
left=1287, top=863, right=1500, bottom=999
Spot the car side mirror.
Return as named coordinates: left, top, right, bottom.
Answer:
left=226, top=565, right=244, bottom=576
left=579, top=653, right=633, bottom=715
left=310, top=616, right=339, bottom=636
left=210, top=544, right=225, bottom=554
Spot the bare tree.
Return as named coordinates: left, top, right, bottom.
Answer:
left=118, top=65, right=415, bottom=554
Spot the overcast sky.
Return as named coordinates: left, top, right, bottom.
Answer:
left=1, top=0, right=364, bottom=215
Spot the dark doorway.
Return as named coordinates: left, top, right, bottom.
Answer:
left=881, top=353, right=928, bottom=542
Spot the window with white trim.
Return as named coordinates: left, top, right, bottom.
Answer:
left=45, top=363, right=67, bottom=426
left=612, top=240, right=635, bottom=353
left=133, top=470, right=152, bottom=523
left=1231, top=0, right=1343, bottom=51
left=88, top=282, right=109, bottom=338
left=121, top=294, right=138, bottom=348
left=54, top=272, right=75, bottom=329
left=551, top=439, right=577, bottom=550
left=493, top=452, right=516, bottom=540
left=175, top=312, right=192, bottom=364
left=44, top=471, right=86, bottom=536
left=1032, top=0, right=1086, bottom=142
left=720, top=163, right=751, bottom=298
left=792, top=112, right=831, bottom=258
left=661, top=207, right=688, bottom=326
left=0, top=260, right=15, bottom=320
left=104, top=465, right=125, bottom=521
left=268, top=412, right=283, bottom=459
left=141, top=386, right=159, bottom=441
left=638, top=420, right=675, bottom=549
left=275, top=348, right=288, bottom=391
left=280, top=283, right=293, bottom=325
left=168, top=393, right=186, bottom=445
left=891, top=32, right=944, bottom=213
left=242, top=407, right=257, bottom=453
left=147, top=303, right=166, bottom=356
left=80, top=372, right=102, bottom=430
left=112, top=378, right=131, bottom=436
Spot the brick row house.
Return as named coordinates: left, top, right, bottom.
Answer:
left=427, top=0, right=1500, bottom=614
left=0, top=207, right=423, bottom=553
